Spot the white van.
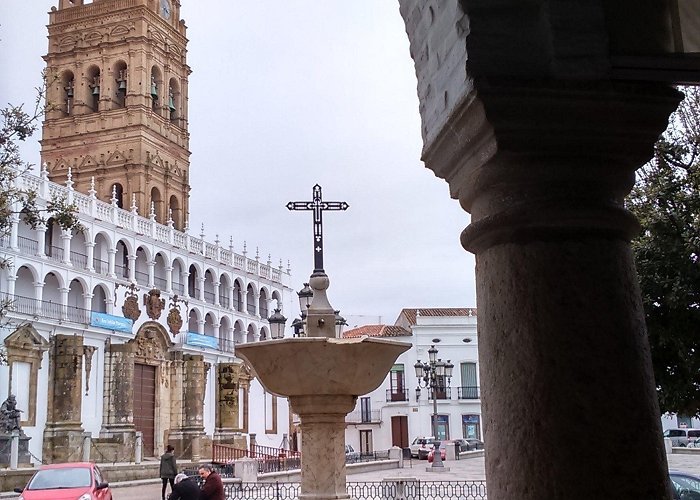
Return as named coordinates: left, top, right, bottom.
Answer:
left=663, top=428, right=700, bottom=447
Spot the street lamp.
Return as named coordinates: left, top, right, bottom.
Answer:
left=334, top=310, right=347, bottom=337
left=297, top=283, right=313, bottom=318
left=267, top=308, right=287, bottom=339
left=415, top=345, right=454, bottom=469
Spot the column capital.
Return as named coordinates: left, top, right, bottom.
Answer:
left=421, top=80, right=682, bottom=253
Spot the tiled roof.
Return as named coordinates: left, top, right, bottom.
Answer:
left=343, top=324, right=412, bottom=338
left=396, top=308, right=477, bottom=327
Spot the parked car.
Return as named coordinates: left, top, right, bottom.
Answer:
left=454, top=438, right=485, bottom=452
left=410, top=436, right=436, bottom=459
left=345, top=444, right=360, bottom=463
left=664, top=429, right=700, bottom=447
left=427, top=442, right=447, bottom=463
left=670, top=470, right=700, bottom=499
left=14, top=462, right=112, bottom=500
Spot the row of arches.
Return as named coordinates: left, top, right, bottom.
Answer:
left=57, top=61, right=183, bottom=121
left=15, top=219, right=282, bottom=318
left=11, top=265, right=275, bottom=350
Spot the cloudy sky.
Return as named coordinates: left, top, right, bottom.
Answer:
left=0, top=1, right=476, bottom=326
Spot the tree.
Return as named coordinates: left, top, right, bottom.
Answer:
left=0, top=76, right=81, bottom=242
left=0, top=76, right=82, bottom=363
left=628, top=86, right=700, bottom=416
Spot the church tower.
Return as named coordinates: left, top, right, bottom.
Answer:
left=41, top=0, right=191, bottom=230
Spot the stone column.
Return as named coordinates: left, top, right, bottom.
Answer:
left=213, top=281, right=220, bottom=306
left=291, top=394, right=356, bottom=500
left=100, top=341, right=136, bottom=436
left=43, top=334, right=85, bottom=463
left=197, top=277, right=205, bottom=301
left=61, top=230, right=71, bottom=266
left=422, top=81, right=681, bottom=499
left=107, top=248, right=117, bottom=278
left=127, top=254, right=136, bottom=283
left=169, top=354, right=208, bottom=460
left=147, top=260, right=155, bottom=288
left=9, top=213, right=19, bottom=251
left=165, top=266, right=173, bottom=294
left=85, top=241, right=95, bottom=272
left=36, top=223, right=47, bottom=258
left=214, top=363, right=242, bottom=444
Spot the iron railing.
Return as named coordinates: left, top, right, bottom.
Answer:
left=4, top=293, right=90, bottom=324
left=93, top=257, right=109, bottom=275
left=214, top=481, right=488, bottom=500
left=154, top=276, right=167, bottom=290
left=46, top=245, right=64, bottom=262
left=386, top=389, right=409, bottom=402
left=430, top=388, right=452, bottom=400
left=204, top=290, right=216, bottom=303
left=135, top=270, right=149, bottom=285
left=458, top=386, right=481, bottom=399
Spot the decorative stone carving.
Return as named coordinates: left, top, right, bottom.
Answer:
left=144, top=288, right=165, bottom=320
left=167, top=295, right=184, bottom=336
left=135, top=326, right=167, bottom=361
left=83, top=345, right=96, bottom=395
left=122, top=295, right=141, bottom=321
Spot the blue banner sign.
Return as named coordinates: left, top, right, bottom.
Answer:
left=186, top=332, right=218, bottom=349
left=90, top=312, right=133, bottom=333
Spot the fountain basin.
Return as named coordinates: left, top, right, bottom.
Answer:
left=235, top=336, right=411, bottom=397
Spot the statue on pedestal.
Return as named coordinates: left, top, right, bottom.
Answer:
left=0, top=395, right=23, bottom=434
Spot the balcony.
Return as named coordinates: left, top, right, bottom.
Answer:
left=458, top=386, right=481, bottom=400
left=385, top=389, right=409, bottom=402
left=5, top=293, right=90, bottom=324
left=346, top=410, right=381, bottom=424
left=429, top=387, right=452, bottom=400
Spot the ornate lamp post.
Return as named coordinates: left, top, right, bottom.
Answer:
left=267, top=308, right=287, bottom=339
left=415, top=345, right=454, bottom=470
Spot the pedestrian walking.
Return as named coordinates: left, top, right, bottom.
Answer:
left=159, top=444, right=177, bottom=500
left=168, top=472, right=200, bottom=500
left=198, top=464, right=225, bottom=500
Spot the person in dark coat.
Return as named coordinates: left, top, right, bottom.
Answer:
left=159, top=445, right=177, bottom=500
left=168, top=473, right=200, bottom=500
left=198, top=465, right=225, bottom=500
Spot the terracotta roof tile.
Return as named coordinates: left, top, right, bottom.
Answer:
left=396, top=308, right=477, bottom=327
left=343, top=324, right=412, bottom=338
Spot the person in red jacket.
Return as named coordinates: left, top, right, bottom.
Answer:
left=198, top=465, right=224, bottom=500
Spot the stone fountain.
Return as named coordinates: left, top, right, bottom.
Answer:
left=236, top=270, right=410, bottom=500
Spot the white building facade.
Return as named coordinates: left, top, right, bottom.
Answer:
left=344, top=308, right=481, bottom=454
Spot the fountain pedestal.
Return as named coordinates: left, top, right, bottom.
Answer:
left=236, top=337, right=410, bottom=500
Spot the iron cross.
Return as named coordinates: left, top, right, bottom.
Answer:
left=287, top=184, right=349, bottom=273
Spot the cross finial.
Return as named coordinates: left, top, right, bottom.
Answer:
left=200, top=223, right=205, bottom=240
left=286, top=184, right=349, bottom=273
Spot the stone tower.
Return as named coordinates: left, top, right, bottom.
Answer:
left=41, top=0, right=191, bottom=230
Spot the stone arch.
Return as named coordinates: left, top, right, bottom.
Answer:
left=246, top=323, right=257, bottom=343
left=259, top=325, right=270, bottom=341
left=112, top=60, right=128, bottom=108
left=85, top=64, right=100, bottom=112
left=150, top=65, right=163, bottom=112
left=91, top=283, right=109, bottom=313
left=233, top=279, right=243, bottom=312
left=233, top=320, right=245, bottom=345
left=245, top=283, right=256, bottom=315
left=258, top=287, right=269, bottom=319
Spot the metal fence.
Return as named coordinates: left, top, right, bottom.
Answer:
left=220, top=481, right=488, bottom=500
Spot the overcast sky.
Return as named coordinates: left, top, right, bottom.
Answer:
left=0, top=1, right=477, bottom=326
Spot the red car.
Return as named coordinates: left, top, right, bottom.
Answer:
left=14, top=462, right=112, bottom=500
left=427, top=442, right=447, bottom=463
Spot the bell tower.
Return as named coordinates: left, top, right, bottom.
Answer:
left=41, top=0, right=191, bottom=230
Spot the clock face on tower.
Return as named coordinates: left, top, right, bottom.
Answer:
left=160, top=0, right=171, bottom=19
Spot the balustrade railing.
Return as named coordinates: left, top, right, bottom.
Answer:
left=93, top=258, right=109, bottom=275
left=154, top=276, right=167, bottom=290
left=17, top=236, right=38, bottom=254
left=46, top=245, right=64, bottom=262
left=204, top=290, right=216, bottom=304
left=70, top=250, right=88, bottom=269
